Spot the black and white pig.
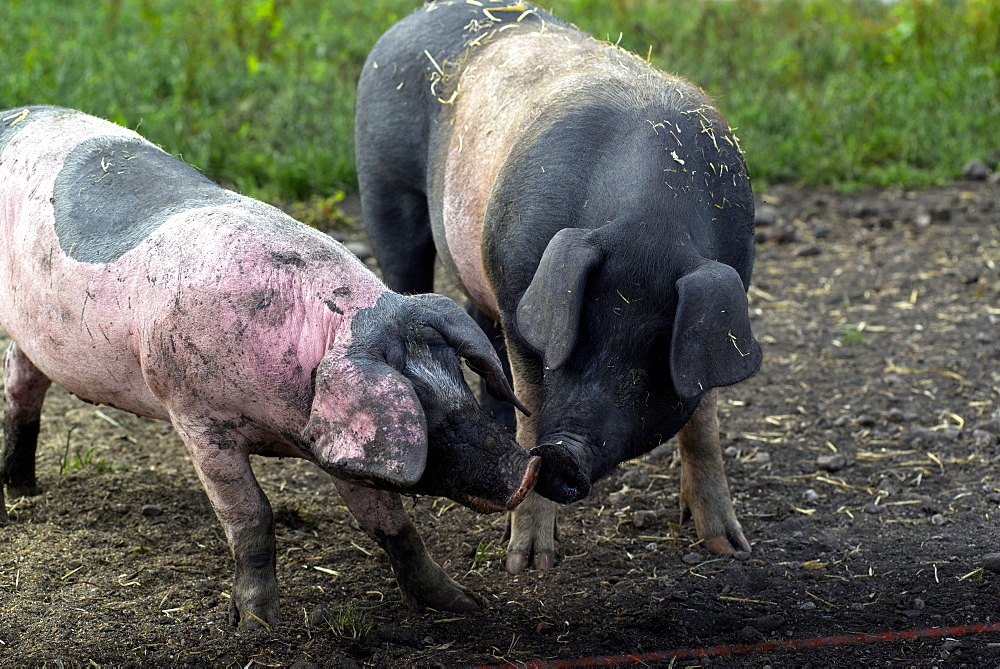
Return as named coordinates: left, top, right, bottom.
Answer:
left=355, top=0, right=763, bottom=573
left=0, top=106, right=539, bottom=627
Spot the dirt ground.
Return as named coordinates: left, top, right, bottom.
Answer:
left=1, top=181, right=999, bottom=668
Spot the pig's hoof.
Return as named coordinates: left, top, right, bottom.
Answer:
left=505, top=552, right=525, bottom=574
left=701, top=533, right=748, bottom=555
left=505, top=547, right=555, bottom=575
left=504, top=492, right=557, bottom=574
left=679, top=489, right=752, bottom=555
left=400, top=579, right=483, bottom=613
left=680, top=506, right=751, bottom=555
left=5, top=483, right=40, bottom=498
left=229, top=600, right=282, bottom=630
left=436, top=590, right=482, bottom=614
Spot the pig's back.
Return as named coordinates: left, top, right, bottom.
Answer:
left=431, top=27, right=688, bottom=316
left=0, top=108, right=378, bottom=426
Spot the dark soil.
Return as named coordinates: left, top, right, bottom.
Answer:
left=2, top=182, right=999, bottom=668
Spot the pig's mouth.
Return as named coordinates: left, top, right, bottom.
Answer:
left=454, top=454, right=541, bottom=514
left=531, top=437, right=592, bottom=504
left=506, top=454, right=541, bottom=508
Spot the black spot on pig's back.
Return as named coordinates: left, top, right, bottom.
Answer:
left=52, top=136, right=238, bottom=263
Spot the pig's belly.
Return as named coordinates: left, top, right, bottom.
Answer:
left=3, top=319, right=169, bottom=421
left=0, top=269, right=169, bottom=422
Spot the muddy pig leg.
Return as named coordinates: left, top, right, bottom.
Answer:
left=503, top=372, right=557, bottom=574
left=172, top=418, right=279, bottom=629
left=2, top=342, right=53, bottom=521
left=333, top=479, right=481, bottom=613
left=677, top=388, right=750, bottom=554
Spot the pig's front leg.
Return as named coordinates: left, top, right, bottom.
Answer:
left=503, top=375, right=557, bottom=575
left=677, top=389, right=750, bottom=555
left=171, top=418, right=280, bottom=629
left=1, top=342, right=53, bottom=523
left=333, top=480, right=482, bottom=613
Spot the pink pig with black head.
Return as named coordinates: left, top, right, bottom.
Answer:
left=0, top=106, right=538, bottom=628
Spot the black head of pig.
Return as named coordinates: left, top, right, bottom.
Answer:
left=513, top=226, right=762, bottom=504
left=305, top=291, right=537, bottom=513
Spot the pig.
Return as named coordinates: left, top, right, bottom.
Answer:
left=354, top=0, right=763, bottom=573
left=0, top=105, right=539, bottom=628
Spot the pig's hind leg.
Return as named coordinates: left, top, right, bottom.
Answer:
left=1, top=341, right=53, bottom=519
left=360, top=186, right=436, bottom=294
left=334, top=480, right=482, bottom=613
left=677, top=389, right=751, bottom=555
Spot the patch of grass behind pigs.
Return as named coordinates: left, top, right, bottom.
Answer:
left=2, top=0, right=996, bottom=199
left=469, top=539, right=507, bottom=574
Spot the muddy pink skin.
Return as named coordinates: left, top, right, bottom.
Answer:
left=0, top=107, right=536, bottom=628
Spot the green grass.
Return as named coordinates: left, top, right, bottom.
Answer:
left=308, top=602, right=375, bottom=640
left=2, top=0, right=997, bottom=200
left=58, top=428, right=110, bottom=474
left=840, top=327, right=866, bottom=346
left=470, top=539, right=507, bottom=573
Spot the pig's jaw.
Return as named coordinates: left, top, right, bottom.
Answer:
left=448, top=454, right=541, bottom=513
left=415, top=412, right=540, bottom=513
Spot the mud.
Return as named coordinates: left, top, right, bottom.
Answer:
left=1, top=182, right=999, bottom=667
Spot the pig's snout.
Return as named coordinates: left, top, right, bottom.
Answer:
left=418, top=409, right=541, bottom=514
left=531, top=435, right=592, bottom=504
left=507, top=455, right=541, bottom=509
left=452, top=453, right=540, bottom=514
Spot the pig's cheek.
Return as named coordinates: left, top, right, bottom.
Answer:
left=406, top=425, right=454, bottom=494
left=423, top=415, right=506, bottom=501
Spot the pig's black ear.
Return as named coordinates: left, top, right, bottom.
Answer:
left=515, top=228, right=601, bottom=370
left=670, top=261, right=762, bottom=402
left=413, top=294, right=530, bottom=416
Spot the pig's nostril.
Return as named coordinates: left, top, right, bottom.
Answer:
left=530, top=442, right=591, bottom=504
left=506, top=455, right=541, bottom=510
